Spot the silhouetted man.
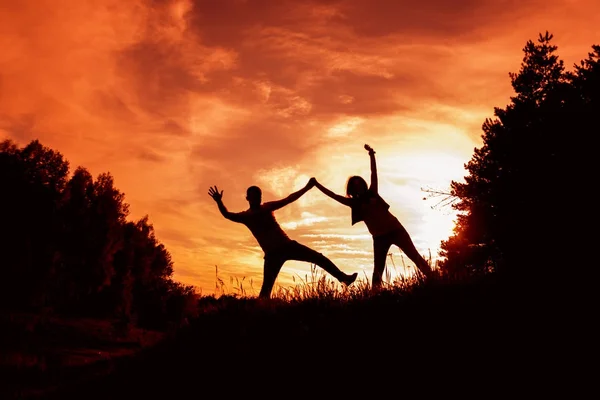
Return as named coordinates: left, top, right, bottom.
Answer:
left=208, top=178, right=357, bottom=298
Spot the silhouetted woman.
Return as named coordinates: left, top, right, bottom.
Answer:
left=314, top=144, right=434, bottom=290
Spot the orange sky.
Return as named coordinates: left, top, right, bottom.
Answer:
left=1, top=0, right=598, bottom=296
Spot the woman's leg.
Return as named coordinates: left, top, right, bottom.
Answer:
left=372, top=234, right=392, bottom=290
left=390, top=228, right=433, bottom=278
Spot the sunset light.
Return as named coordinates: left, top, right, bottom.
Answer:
left=1, top=2, right=597, bottom=395
left=1, top=0, right=598, bottom=295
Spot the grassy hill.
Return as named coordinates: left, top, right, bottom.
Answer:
left=3, top=272, right=591, bottom=399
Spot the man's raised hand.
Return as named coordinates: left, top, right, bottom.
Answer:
left=208, top=186, right=223, bottom=202
left=308, top=177, right=317, bottom=188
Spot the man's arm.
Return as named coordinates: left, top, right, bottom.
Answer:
left=208, top=185, right=244, bottom=223
left=263, top=178, right=315, bottom=212
left=215, top=199, right=244, bottom=223
left=314, top=180, right=352, bottom=207
left=365, top=144, right=378, bottom=194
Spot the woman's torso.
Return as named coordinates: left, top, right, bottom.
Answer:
left=357, top=195, right=403, bottom=237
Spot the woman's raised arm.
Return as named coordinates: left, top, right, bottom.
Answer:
left=364, top=144, right=378, bottom=194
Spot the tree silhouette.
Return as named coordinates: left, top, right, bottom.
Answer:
left=0, top=140, right=69, bottom=309
left=0, top=139, right=197, bottom=328
left=438, top=33, right=597, bottom=281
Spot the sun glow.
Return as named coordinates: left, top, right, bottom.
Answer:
left=5, top=0, right=596, bottom=294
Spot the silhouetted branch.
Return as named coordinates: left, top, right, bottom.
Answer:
left=420, top=186, right=459, bottom=210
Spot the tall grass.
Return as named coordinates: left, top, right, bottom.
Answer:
left=212, top=251, right=440, bottom=306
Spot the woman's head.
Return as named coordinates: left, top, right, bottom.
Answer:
left=346, top=176, right=368, bottom=198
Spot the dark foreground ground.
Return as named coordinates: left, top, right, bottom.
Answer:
left=4, top=275, right=594, bottom=399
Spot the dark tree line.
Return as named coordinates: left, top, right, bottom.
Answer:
left=438, top=32, right=596, bottom=282
left=1, top=32, right=593, bottom=322
left=0, top=140, right=197, bottom=329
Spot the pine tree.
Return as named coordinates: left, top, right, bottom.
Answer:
left=439, top=32, right=574, bottom=279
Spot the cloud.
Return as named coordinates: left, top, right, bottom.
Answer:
left=1, top=0, right=598, bottom=292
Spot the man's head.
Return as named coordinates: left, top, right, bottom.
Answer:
left=246, top=185, right=262, bottom=207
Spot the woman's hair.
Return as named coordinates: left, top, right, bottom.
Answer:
left=346, top=175, right=368, bottom=198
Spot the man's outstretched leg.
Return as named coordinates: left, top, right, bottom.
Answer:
left=259, top=256, right=285, bottom=298
left=287, top=240, right=357, bottom=286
